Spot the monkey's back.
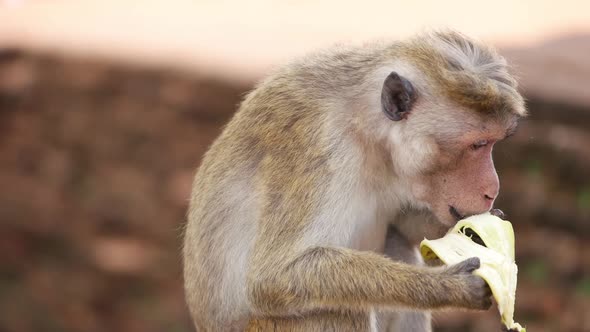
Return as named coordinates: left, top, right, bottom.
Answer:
left=183, top=116, right=262, bottom=329
left=182, top=74, right=329, bottom=329
left=183, top=44, right=392, bottom=329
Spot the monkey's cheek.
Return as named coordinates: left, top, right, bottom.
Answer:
left=410, top=182, right=430, bottom=202
left=410, top=182, right=442, bottom=214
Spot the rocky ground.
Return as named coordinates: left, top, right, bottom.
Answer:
left=0, top=50, right=588, bottom=332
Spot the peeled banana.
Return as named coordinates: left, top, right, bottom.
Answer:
left=420, top=213, right=525, bottom=331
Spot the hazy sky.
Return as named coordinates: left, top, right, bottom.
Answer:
left=1, top=0, right=589, bottom=81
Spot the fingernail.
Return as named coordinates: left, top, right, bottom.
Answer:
left=490, top=208, right=505, bottom=219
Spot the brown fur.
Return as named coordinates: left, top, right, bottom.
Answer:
left=396, top=31, right=526, bottom=117
left=183, top=30, right=525, bottom=331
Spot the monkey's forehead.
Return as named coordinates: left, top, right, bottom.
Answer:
left=397, top=31, right=527, bottom=117
left=442, top=78, right=526, bottom=118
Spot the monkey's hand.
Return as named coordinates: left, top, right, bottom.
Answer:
left=421, top=213, right=524, bottom=329
left=441, top=257, right=493, bottom=310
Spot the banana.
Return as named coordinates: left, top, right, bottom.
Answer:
left=420, top=213, right=525, bottom=331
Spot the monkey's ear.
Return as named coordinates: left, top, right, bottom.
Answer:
left=381, top=72, right=416, bottom=121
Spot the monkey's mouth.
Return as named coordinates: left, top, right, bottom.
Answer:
left=449, top=206, right=465, bottom=221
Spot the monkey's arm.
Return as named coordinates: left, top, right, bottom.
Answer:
left=248, top=246, right=491, bottom=315
left=378, top=225, right=432, bottom=332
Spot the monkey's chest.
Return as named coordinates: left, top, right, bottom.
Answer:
left=350, top=217, right=389, bottom=253
left=345, top=204, right=392, bottom=253
left=305, top=185, right=396, bottom=254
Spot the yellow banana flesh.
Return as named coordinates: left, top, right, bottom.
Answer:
left=420, top=213, right=525, bottom=331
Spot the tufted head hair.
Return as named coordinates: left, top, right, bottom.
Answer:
left=398, top=30, right=526, bottom=118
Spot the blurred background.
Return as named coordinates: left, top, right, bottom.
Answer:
left=0, top=1, right=588, bottom=331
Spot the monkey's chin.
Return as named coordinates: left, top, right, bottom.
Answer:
left=449, top=206, right=465, bottom=222
left=437, top=215, right=459, bottom=227
left=432, top=206, right=464, bottom=227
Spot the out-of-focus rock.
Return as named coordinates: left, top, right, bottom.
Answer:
left=90, top=237, right=160, bottom=274
left=504, top=35, right=590, bottom=108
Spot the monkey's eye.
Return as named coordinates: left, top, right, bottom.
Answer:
left=471, top=140, right=489, bottom=150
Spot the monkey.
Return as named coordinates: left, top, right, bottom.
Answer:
left=183, top=30, right=526, bottom=331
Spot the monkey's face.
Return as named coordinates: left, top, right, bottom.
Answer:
left=407, top=112, right=518, bottom=226
left=423, top=131, right=500, bottom=225
left=380, top=66, right=523, bottom=226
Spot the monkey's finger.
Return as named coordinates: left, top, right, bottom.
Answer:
left=446, top=257, right=481, bottom=274
left=501, top=325, right=521, bottom=332
left=490, top=208, right=506, bottom=219
left=460, top=257, right=481, bottom=273
left=482, top=295, right=493, bottom=310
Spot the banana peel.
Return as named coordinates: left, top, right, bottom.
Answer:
left=420, top=213, right=525, bottom=331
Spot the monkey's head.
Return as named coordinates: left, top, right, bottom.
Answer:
left=379, top=31, right=526, bottom=226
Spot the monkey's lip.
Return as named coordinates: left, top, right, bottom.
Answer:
left=449, top=206, right=465, bottom=221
